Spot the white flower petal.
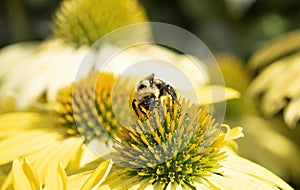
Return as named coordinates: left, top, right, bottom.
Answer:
left=96, top=44, right=209, bottom=92
left=0, top=42, right=39, bottom=77
left=0, top=39, right=87, bottom=110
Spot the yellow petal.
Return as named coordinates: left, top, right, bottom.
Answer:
left=249, top=29, right=300, bottom=69
left=44, top=162, right=67, bottom=190
left=80, top=160, right=113, bottom=190
left=28, top=137, right=82, bottom=183
left=68, top=174, right=90, bottom=190
left=0, top=130, right=62, bottom=165
left=284, top=98, right=300, bottom=128
left=67, top=145, right=84, bottom=170
left=222, top=125, right=244, bottom=152
left=0, top=112, right=54, bottom=133
left=224, top=126, right=244, bottom=140
left=98, top=185, right=111, bottom=190
left=67, top=159, right=106, bottom=189
left=221, top=148, right=293, bottom=190
left=0, top=169, right=6, bottom=185
left=76, top=145, right=99, bottom=167
left=249, top=51, right=300, bottom=127
left=236, top=115, right=300, bottom=181
left=250, top=54, right=300, bottom=117
left=196, top=85, right=241, bottom=105
left=248, top=61, right=284, bottom=98
left=209, top=171, right=277, bottom=190
left=1, top=171, right=13, bottom=190
left=12, top=158, right=40, bottom=190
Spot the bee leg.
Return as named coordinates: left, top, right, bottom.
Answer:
left=165, top=84, right=180, bottom=105
left=132, top=99, right=140, bottom=117
left=138, top=103, right=148, bottom=117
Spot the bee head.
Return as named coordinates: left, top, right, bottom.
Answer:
left=136, top=73, right=155, bottom=90
left=135, top=73, right=159, bottom=101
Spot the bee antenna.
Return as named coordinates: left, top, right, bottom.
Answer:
left=146, top=73, right=154, bottom=86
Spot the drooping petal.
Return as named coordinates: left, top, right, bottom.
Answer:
left=44, top=162, right=67, bottom=190
left=12, top=158, right=40, bottom=190
left=249, top=29, right=300, bottom=69
left=0, top=130, right=62, bottom=165
left=284, top=98, right=300, bottom=128
left=67, top=159, right=104, bottom=189
left=80, top=160, right=113, bottom=190
left=236, top=115, right=300, bottom=183
left=27, top=137, right=82, bottom=183
left=196, top=85, right=241, bottom=104
left=220, top=148, right=293, bottom=190
left=248, top=29, right=300, bottom=128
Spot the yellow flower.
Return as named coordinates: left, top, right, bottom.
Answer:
left=0, top=72, right=117, bottom=189
left=104, top=100, right=227, bottom=189
left=0, top=44, right=239, bottom=189
left=10, top=157, right=111, bottom=190
left=55, top=72, right=129, bottom=143
left=0, top=63, right=291, bottom=190
left=68, top=101, right=292, bottom=189
left=0, top=67, right=239, bottom=189
left=52, top=0, right=149, bottom=47
left=248, top=29, right=300, bottom=128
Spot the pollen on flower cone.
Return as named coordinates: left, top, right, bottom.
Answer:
left=106, top=99, right=226, bottom=189
left=55, top=72, right=129, bottom=143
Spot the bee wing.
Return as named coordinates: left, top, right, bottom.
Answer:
left=165, top=84, right=179, bottom=104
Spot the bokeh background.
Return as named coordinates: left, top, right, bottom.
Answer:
left=1, top=0, right=300, bottom=189
left=1, top=0, right=300, bottom=59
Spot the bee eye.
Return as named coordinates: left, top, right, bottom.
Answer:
left=138, top=84, right=147, bottom=90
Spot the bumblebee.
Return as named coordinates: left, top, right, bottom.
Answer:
left=132, top=73, right=179, bottom=118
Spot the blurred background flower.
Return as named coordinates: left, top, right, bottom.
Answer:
left=0, top=39, right=88, bottom=111
left=52, top=0, right=148, bottom=47
left=3, top=0, right=300, bottom=58
left=216, top=54, right=300, bottom=188
left=248, top=29, right=300, bottom=128
left=0, top=0, right=148, bottom=112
